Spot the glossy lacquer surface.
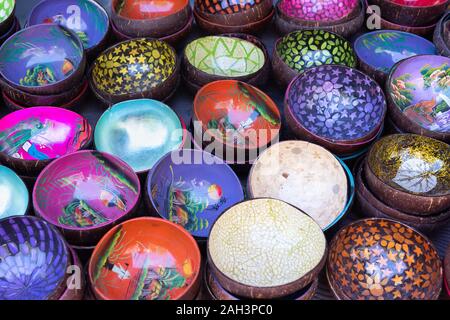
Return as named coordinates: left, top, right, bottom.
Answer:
left=0, top=165, right=28, bottom=219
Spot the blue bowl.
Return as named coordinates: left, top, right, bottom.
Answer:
left=0, top=165, right=28, bottom=219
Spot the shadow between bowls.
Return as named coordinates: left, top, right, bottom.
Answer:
left=0, top=16, right=20, bottom=46
left=59, top=246, right=86, bottom=300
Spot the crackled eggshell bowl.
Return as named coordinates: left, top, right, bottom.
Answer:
left=0, top=0, right=15, bottom=35
left=354, top=31, right=436, bottom=84
left=33, top=150, right=141, bottom=247
left=433, top=12, right=450, bottom=58
left=327, top=218, right=443, bottom=300
left=147, top=149, right=244, bottom=239
left=365, top=134, right=450, bottom=216
left=0, top=165, right=28, bottom=219
left=89, top=217, right=201, bottom=300
left=387, top=55, right=450, bottom=141
left=90, top=38, right=179, bottom=105
left=285, top=65, right=386, bottom=155
left=279, top=0, right=358, bottom=23
left=0, top=107, right=92, bottom=176
left=248, top=141, right=353, bottom=231
left=183, top=34, right=269, bottom=91
left=0, top=24, right=86, bottom=95
left=27, top=0, right=110, bottom=57
left=95, top=99, right=186, bottom=174
left=273, top=29, right=357, bottom=88
left=207, top=198, right=327, bottom=299
left=0, top=216, right=71, bottom=300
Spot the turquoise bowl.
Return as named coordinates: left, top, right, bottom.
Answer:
left=0, top=165, right=28, bottom=219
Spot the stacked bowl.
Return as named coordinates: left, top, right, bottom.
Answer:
left=434, top=11, right=450, bottom=57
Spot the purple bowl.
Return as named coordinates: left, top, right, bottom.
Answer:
left=0, top=215, right=71, bottom=300
left=147, top=149, right=244, bottom=239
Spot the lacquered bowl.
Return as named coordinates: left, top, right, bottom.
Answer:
left=95, top=99, right=186, bottom=174
left=0, top=0, right=15, bottom=35
left=273, top=29, right=357, bottom=88
left=285, top=65, right=386, bottom=154
left=371, top=12, right=437, bottom=37
left=247, top=141, right=354, bottom=231
left=365, top=134, right=450, bottom=215
left=327, top=218, right=443, bottom=300
left=27, top=0, right=110, bottom=58
left=33, top=150, right=141, bottom=247
left=370, top=0, right=448, bottom=27
left=0, top=215, right=71, bottom=300
left=445, top=245, right=450, bottom=297
left=433, top=12, right=450, bottom=57
left=193, top=80, right=281, bottom=164
left=0, top=165, right=28, bottom=219
left=90, top=38, right=179, bottom=105
left=147, top=149, right=245, bottom=239
left=354, top=31, right=437, bottom=84
left=111, top=0, right=191, bottom=38
left=0, top=24, right=86, bottom=95
left=183, top=34, right=269, bottom=91
left=0, top=107, right=92, bottom=176
left=278, top=0, right=358, bottom=23
left=387, top=55, right=450, bottom=142
left=89, top=217, right=202, bottom=300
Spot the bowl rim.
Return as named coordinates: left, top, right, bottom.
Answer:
left=373, top=10, right=438, bottom=29
left=111, top=0, right=190, bottom=21
left=32, top=149, right=141, bottom=231
left=88, top=216, right=202, bottom=300
left=384, top=0, right=448, bottom=9
left=0, top=164, right=29, bottom=218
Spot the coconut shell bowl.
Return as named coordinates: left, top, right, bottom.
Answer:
left=445, top=245, right=450, bottom=297
left=284, top=65, right=387, bottom=157
left=247, top=141, right=355, bottom=232
left=0, top=0, right=15, bottom=35
left=88, top=217, right=201, bottom=300
left=273, top=29, right=357, bottom=88
left=434, top=11, right=450, bottom=57
left=207, top=198, right=327, bottom=299
left=354, top=31, right=437, bottom=85
left=0, top=107, right=92, bottom=177
left=27, top=0, right=110, bottom=59
left=183, top=33, right=269, bottom=91
left=0, top=24, right=86, bottom=96
left=193, top=0, right=274, bottom=34
left=386, top=54, right=450, bottom=142
left=89, top=38, right=179, bottom=105
left=192, top=80, right=281, bottom=165
left=94, top=99, right=186, bottom=176
left=146, top=149, right=244, bottom=240
left=365, top=134, right=450, bottom=216
left=32, top=150, right=141, bottom=247
left=0, top=165, right=28, bottom=219
left=327, top=218, right=443, bottom=300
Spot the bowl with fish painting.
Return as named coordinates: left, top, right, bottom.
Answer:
left=0, top=215, right=71, bottom=300
left=433, top=12, right=450, bottom=58
left=354, top=31, right=437, bottom=84
left=0, top=165, right=28, bottom=219
left=146, top=149, right=244, bottom=240
left=365, top=134, right=450, bottom=216
left=0, top=24, right=86, bottom=95
left=33, top=150, right=141, bottom=247
left=387, top=54, right=450, bottom=142
left=27, top=0, right=110, bottom=58
left=327, top=218, right=443, bottom=300
left=0, top=0, right=15, bottom=35
left=89, top=217, right=201, bottom=300
left=193, top=80, right=281, bottom=164
left=0, top=107, right=92, bottom=176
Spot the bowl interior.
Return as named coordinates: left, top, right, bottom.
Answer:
left=113, top=0, right=188, bottom=19
left=208, top=198, right=326, bottom=288
left=0, top=0, right=14, bottom=24
left=91, top=38, right=176, bottom=97
left=277, top=30, right=356, bottom=73
left=28, top=0, right=109, bottom=50
left=367, top=134, right=450, bottom=197
left=89, top=217, right=201, bottom=300
left=287, top=65, right=386, bottom=142
left=0, top=165, right=28, bottom=219
left=0, top=24, right=84, bottom=88
left=148, top=149, right=244, bottom=238
left=195, top=0, right=261, bottom=14
left=185, top=36, right=265, bottom=77
left=194, top=80, right=281, bottom=150
left=0, top=216, right=70, bottom=300
left=279, top=0, right=358, bottom=21
left=389, top=55, right=450, bottom=133
left=327, top=218, right=442, bottom=300
left=95, top=99, right=184, bottom=173
left=389, top=0, right=447, bottom=6
left=0, top=107, right=92, bottom=161
left=34, top=150, right=140, bottom=230
left=354, top=31, right=436, bottom=75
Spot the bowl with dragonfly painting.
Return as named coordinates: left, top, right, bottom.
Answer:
left=33, top=150, right=141, bottom=247
left=0, top=165, right=28, bottom=219
left=147, top=149, right=244, bottom=240
left=0, top=24, right=86, bottom=95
